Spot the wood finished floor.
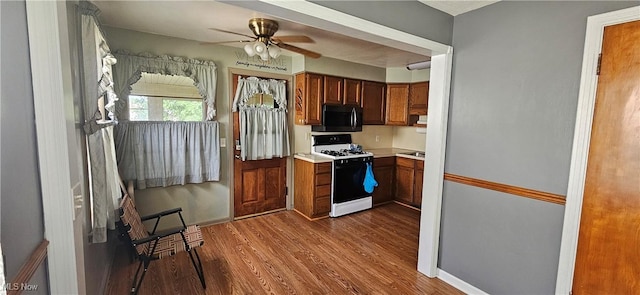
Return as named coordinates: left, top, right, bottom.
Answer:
left=106, top=203, right=463, bottom=294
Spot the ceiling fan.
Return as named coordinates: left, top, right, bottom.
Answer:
left=203, top=18, right=322, bottom=60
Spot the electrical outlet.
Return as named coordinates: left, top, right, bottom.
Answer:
left=375, top=135, right=380, bottom=142
left=220, top=138, right=226, bottom=147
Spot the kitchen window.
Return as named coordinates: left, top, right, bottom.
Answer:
left=128, top=95, right=204, bottom=121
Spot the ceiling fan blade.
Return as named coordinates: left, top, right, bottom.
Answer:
left=276, top=43, right=321, bottom=58
left=200, top=40, right=253, bottom=45
left=272, top=35, right=314, bottom=43
left=208, top=28, right=256, bottom=40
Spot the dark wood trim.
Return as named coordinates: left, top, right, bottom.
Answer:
left=8, top=239, right=49, bottom=295
left=444, top=173, right=566, bottom=205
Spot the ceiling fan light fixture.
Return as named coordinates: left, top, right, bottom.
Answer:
left=259, top=51, right=270, bottom=61
left=253, top=41, right=267, bottom=54
left=268, top=45, right=281, bottom=58
left=244, top=44, right=256, bottom=57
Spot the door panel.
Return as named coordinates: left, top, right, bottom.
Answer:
left=232, top=74, right=288, bottom=218
left=573, top=20, right=640, bottom=294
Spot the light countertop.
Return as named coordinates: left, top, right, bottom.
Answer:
left=293, top=153, right=333, bottom=163
left=294, top=148, right=424, bottom=163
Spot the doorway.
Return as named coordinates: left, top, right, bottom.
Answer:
left=571, top=19, right=640, bottom=294
left=230, top=71, right=292, bottom=219
left=556, top=6, right=640, bottom=294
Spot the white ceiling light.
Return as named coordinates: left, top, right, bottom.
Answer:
left=406, top=61, right=431, bottom=70
left=244, top=39, right=281, bottom=61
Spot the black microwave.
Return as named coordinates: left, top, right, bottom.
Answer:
left=312, top=104, right=363, bottom=132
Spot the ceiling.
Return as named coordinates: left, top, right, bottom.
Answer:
left=92, top=1, right=495, bottom=68
left=419, top=0, right=499, bottom=16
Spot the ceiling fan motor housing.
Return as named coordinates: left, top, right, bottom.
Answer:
left=249, top=18, right=279, bottom=38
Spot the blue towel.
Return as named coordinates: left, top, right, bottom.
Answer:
left=363, top=162, right=378, bottom=193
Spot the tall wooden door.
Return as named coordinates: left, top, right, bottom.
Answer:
left=233, top=74, right=287, bottom=218
left=572, top=20, right=640, bottom=294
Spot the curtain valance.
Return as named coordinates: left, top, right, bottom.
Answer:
left=112, top=50, right=218, bottom=120
left=232, top=77, right=287, bottom=111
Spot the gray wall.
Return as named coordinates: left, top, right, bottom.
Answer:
left=441, top=1, right=639, bottom=294
left=312, top=1, right=453, bottom=45
left=0, top=1, right=49, bottom=293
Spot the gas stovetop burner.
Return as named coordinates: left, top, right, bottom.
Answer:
left=321, top=150, right=346, bottom=157
left=312, top=134, right=373, bottom=160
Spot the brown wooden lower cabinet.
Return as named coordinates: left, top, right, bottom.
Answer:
left=372, top=157, right=395, bottom=205
left=413, top=160, right=424, bottom=207
left=394, top=157, right=423, bottom=208
left=294, top=159, right=332, bottom=219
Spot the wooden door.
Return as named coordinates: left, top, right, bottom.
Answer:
left=343, top=78, right=362, bottom=105
left=372, top=157, right=395, bottom=205
left=294, top=73, right=322, bottom=125
left=413, top=160, right=424, bottom=207
left=361, top=81, right=386, bottom=125
left=233, top=74, right=287, bottom=218
left=409, top=81, right=429, bottom=115
left=323, top=75, right=343, bottom=105
left=385, top=83, right=410, bottom=125
left=572, top=20, right=640, bottom=294
left=395, top=158, right=415, bottom=204
left=305, top=73, right=323, bottom=125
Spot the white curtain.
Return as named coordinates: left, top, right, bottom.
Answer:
left=90, top=126, right=123, bottom=243
left=80, top=2, right=124, bottom=243
left=112, top=51, right=217, bottom=120
left=114, top=121, right=221, bottom=189
left=232, top=77, right=290, bottom=161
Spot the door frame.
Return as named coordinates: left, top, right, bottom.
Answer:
left=25, top=1, right=80, bottom=293
left=555, top=5, right=640, bottom=294
left=227, top=68, right=293, bottom=219
left=231, top=0, right=453, bottom=278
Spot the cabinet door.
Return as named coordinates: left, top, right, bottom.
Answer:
left=306, top=73, right=323, bottom=125
left=386, top=83, right=410, bottom=125
left=361, top=81, right=386, bottom=125
left=372, top=160, right=394, bottom=205
left=395, top=164, right=414, bottom=204
left=323, top=75, right=343, bottom=105
left=413, top=161, right=424, bottom=207
left=294, top=73, right=306, bottom=125
left=343, top=78, right=362, bottom=105
left=409, top=81, right=429, bottom=115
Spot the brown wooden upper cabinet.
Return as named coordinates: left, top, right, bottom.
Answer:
left=361, top=81, right=386, bottom=125
left=323, top=75, right=343, bottom=105
left=324, top=76, right=362, bottom=106
left=385, top=83, right=411, bottom=125
left=343, top=78, right=362, bottom=105
left=294, top=72, right=323, bottom=125
left=409, top=81, right=429, bottom=115
left=385, top=81, right=429, bottom=125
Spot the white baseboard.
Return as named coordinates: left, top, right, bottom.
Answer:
left=437, top=268, right=489, bottom=295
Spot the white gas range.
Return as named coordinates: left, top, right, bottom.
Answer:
left=311, top=134, right=373, bottom=217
